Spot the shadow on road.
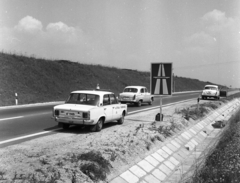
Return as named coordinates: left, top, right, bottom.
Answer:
left=44, top=121, right=119, bottom=134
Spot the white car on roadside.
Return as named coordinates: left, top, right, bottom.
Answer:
left=119, top=86, right=154, bottom=107
left=52, top=90, right=127, bottom=132
left=201, top=85, right=220, bottom=100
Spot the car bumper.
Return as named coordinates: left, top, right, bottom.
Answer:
left=202, top=95, right=219, bottom=98
left=120, top=99, right=137, bottom=103
left=53, top=116, right=96, bottom=125
left=120, top=101, right=137, bottom=104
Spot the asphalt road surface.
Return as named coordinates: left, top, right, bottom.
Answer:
left=0, top=92, right=201, bottom=147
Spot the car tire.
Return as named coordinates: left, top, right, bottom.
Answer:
left=117, top=112, right=125, bottom=124
left=89, top=118, right=103, bottom=132
left=136, top=100, right=142, bottom=107
left=62, top=123, right=70, bottom=129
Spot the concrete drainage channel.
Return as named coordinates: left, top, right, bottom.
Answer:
left=110, top=98, right=240, bottom=183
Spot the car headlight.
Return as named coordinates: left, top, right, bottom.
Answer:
left=54, top=110, right=59, bottom=116
left=83, top=111, right=90, bottom=119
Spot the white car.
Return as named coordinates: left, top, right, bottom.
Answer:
left=52, top=90, right=127, bottom=132
left=201, top=85, right=220, bottom=100
left=119, top=86, right=154, bottom=107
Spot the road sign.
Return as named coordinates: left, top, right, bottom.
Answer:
left=151, top=63, right=172, bottom=95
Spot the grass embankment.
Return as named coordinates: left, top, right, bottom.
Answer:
left=186, top=93, right=240, bottom=183
left=0, top=52, right=222, bottom=106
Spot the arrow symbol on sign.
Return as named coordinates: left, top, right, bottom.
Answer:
left=154, top=64, right=169, bottom=94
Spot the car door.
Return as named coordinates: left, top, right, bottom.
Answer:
left=103, top=94, right=113, bottom=122
left=110, top=94, right=121, bottom=120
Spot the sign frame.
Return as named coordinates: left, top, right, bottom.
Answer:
left=150, top=62, right=173, bottom=96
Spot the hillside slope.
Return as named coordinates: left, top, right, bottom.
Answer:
left=0, top=52, right=220, bottom=106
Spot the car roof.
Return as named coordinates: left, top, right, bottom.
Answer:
left=124, top=86, right=146, bottom=89
left=205, top=85, right=218, bottom=87
left=71, top=90, right=113, bottom=95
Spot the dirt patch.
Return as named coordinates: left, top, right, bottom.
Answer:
left=0, top=100, right=226, bottom=183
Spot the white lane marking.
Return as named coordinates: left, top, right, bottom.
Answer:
left=0, top=116, right=24, bottom=121
left=0, top=113, right=52, bottom=122
left=0, top=98, right=196, bottom=145
left=128, top=98, right=195, bottom=115
left=24, top=112, right=51, bottom=117
left=0, top=129, right=61, bottom=145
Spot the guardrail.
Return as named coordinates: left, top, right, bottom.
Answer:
left=1, top=89, right=239, bottom=110
left=0, top=90, right=202, bottom=109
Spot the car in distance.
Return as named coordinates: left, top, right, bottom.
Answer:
left=52, top=90, right=127, bottom=132
left=201, top=85, right=220, bottom=100
left=119, top=86, right=154, bottom=107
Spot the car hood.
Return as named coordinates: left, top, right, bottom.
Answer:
left=54, top=104, right=96, bottom=111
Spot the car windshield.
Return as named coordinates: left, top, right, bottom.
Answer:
left=65, top=93, right=100, bottom=106
left=205, top=87, right=217, bottom=90
left=123, top=88, right=138, bottom=93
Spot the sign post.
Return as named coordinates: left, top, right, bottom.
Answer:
left=151, top=63, right=172, bottom=121
left=160, top=95, right=162, bottom=121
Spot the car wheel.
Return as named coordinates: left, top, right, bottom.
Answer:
left=62, top=123, right=70, bottom=129
left=117, top=112, right=125, bottom=124
left=136, top=100, right=142, bottom=107
left=89, top=118, right=103, bottom=132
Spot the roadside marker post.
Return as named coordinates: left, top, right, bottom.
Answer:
left=197, top=97, right=200, bottom=111
left=96, top=84, right=100, bottom=90
left=151, top=63, right=172, bottom=121
left=15, top=93, right=18, bottom=105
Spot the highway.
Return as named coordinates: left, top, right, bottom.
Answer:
left=0, top=92, right=201, bottom=147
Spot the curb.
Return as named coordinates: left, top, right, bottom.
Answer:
left=109, top=98, right=240, bottom=183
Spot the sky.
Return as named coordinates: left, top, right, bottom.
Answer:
left=0, top=0, right=240, bottom=88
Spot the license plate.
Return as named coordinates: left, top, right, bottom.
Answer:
left=68, top=113, right=75, bottom=115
